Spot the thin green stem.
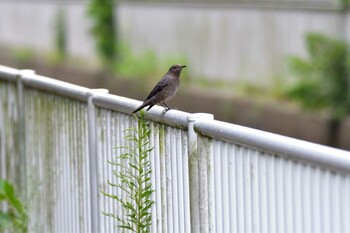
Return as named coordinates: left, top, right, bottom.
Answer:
left=102, top=112, right=154, bottom=232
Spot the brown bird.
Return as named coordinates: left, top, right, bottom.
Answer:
left=132, top=64, right=186, bottom=114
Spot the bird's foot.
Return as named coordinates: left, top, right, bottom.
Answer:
left=162, top=107, right=172, bottom=115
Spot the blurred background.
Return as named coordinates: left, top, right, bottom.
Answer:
left=0, top=0, right=349, bottom=149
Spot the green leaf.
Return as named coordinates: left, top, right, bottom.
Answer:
left=0, top=179, right=27, bottom=232
left=0, top=211, right=12, bottom=230
left=117, top=225, right=136, bottom=232
left=141, top=190, right=153, bottom=199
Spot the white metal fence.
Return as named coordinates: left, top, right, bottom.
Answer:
left=1, top=65, right=350, bottom=233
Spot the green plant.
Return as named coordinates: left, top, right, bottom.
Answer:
left=14, top=48, right=34, bottom=65
left=340, top=0, right=350, bottom=8
left=114, top=42, right=188, bottom=80
left=53, top=8, right=67, bottom=63
left=102, top=112, right=154, bottom=232
left=0, top=179, right=28, bottom=233
left=286, top=32, right=350, bottom=119
left=114, top=43, right=158, bottom=78
left=87, top=0, right=117, bottom=69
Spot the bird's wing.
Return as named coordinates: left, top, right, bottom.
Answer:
left=145, top=76, right=169, bottom=100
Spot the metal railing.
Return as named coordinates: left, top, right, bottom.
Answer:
left=0, top=65, right=350, bottom=232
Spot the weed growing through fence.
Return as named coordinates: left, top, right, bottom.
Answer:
left=102, top=112, right=155, bottom=232
left=0, top=179, right=28, bottom=233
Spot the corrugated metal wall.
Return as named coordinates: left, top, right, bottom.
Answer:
left=1, top=65, right=350, bottom=233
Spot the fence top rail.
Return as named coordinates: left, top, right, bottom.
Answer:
left=0, top=65, right=19, bottom=81
left=21, top=72, right=91, bottom=102
left=0, top=65, right=192, bottom=129
left=194, top=119, right=350, bottom=172
left=0, top=66, right=91, bottom=101
left=93, top=93, right=192, bottom=129
left=1, top=65, right=349, bottom=171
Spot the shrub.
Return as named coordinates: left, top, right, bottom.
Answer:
left=286, top=32, right=350, bottom=119
left=87, top=0, right=117, bottom=69
left=0, top=179, right=27, bottom=233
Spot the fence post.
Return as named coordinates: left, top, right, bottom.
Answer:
left=188, top=113, right=214, bottom=233
left=16, top=69, right=35, bottom=197
left=87, top=89, right=108, bottom=233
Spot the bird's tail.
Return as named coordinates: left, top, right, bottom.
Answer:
left=132, top=102, right=149, bottom=114
left=132, top=105, right=144, bottom=114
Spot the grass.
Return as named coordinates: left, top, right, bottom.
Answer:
left=114, top=42, right=189, bottom=82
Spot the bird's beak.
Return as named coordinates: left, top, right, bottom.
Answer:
left=181, top=65, right=187, bottom=69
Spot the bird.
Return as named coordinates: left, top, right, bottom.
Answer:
left=132, top=64, right=186, bottom=114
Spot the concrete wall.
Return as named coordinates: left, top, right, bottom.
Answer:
left=118, top=2, right=350, bottom=85
left=0, top=1, right=349, bottom=86
left=0, top=1, right=95, bottom=58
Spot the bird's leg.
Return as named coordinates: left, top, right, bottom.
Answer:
left=161, top=102, right=177, bottom=115
left=160, top=102, right=170, bottom=115
left=161, top=108, right=171, bottom=115
left=161, top=102, right=171, bottom=110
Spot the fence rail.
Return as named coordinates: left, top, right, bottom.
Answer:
left=1, top=65, right=350, bottom=233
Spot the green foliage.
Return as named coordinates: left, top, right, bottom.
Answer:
left=0, top=179, right=27, bottom=233
left=340, top=0, right=350, bottom=8
left=286, top=32, right=350, bottom=118
left=114, top=42, right=188, bottom=80
left=14, top=48, right=34, bottom=65
left=87, top=0, right=117, bottom=68
left=115, top=43, right=158, bottom=78
left=53, top=8, right=67, bottom=63
left=102, top=112, right=154, bottom=233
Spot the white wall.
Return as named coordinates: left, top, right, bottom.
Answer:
left=0, top=1, right=95, bottom=58
left=0, top=1, right=349, bottom=86
left=117, top=3, right=349, bottom=84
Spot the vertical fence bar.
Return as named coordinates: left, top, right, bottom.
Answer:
left=87, top=89, right=108, bottom=233
left=187, top=113, right=214, bottom=233
left=197, top=133, right=213, bottom=233
left=188, top=115, right=199, bottom=233
left=17, top=70, right=35, bottom=195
